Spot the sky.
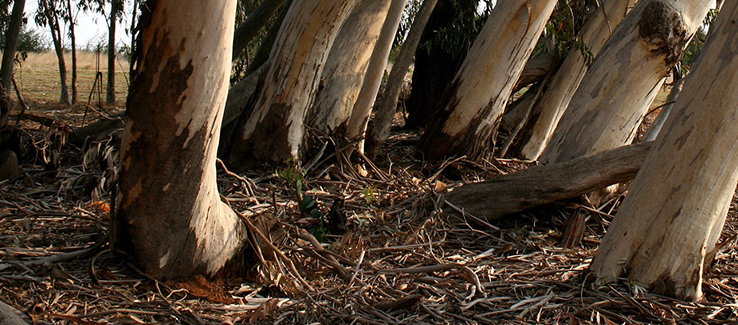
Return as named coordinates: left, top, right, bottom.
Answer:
left=24, top=0, right=133, bottom=50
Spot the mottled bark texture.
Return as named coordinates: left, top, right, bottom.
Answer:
left=307, top=0, right=391, bottom=137
left=226, top=0, right=357, bottom=169
left=512, top=0, right=636, bottom=160
left=590, top=0, right=738, bottom=301
left=117, top=0, right=247, bottom=279
left=540, top=0, right=712, bottom=164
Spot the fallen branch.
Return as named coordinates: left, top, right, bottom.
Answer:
left=0, top=300, right=29, bottom=325
left=444, top=142, right=653, bottom=221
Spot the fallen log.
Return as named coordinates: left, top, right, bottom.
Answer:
left=444, top=141, right=653, bottom=221
left=0, top=300, right=29, bottom=325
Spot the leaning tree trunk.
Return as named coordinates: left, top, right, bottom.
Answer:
left=642, top=77, right=684, bottom=142
left=344, top=0, right=406, bottom=152
left=116, top=0, right=247, bottom=279
left=306, top=0, right=392, bottom=138
left=366, top=0, right=439, bottom=159
left=226, top=0, right=357, bottom=170
left=0, top=0, right=25, bottom=95
left=540, top=0, right=713, bottom=164
left=589, top=1, right=738, bottom=300
left=417, top=0, right=557, bottom=161
left=232, top=0, right=285, bottom=59
left=512, top=0, right=636, bottom=160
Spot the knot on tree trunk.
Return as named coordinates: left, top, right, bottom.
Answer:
left=638, top=0, right=689, bottom=67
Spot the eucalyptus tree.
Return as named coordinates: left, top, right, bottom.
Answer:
left=539, top=0, right=713, bottom=164
left=117, top=0, right=248, bottom=278
left=0, top=0, right=25, bottom=95
left=36, top=0, right=70, bottom=105
left=417, top=0, right=558, bottom=160
left=590, top=0, right=738, bottom=300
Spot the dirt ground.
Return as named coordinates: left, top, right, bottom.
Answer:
left=1, top=60, right=737, bottom=324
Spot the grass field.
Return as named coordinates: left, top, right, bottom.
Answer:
left=12, top=50, right=130, bottom=108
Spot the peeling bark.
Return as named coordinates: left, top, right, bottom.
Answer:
left=540, top=0, right=712, bottom=165
left=117, top=0, right=246, bottom=279
left=513, top=0, right=636, bottom=160
left=590, top=0, right=738, bottom=301
left=227, top=0, right=357, bottom=169
left=307, top=0, right=391, bottom=137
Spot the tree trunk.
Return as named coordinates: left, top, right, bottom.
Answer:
left=116, top=0, right=247, bottom=278
left=366, top=0, right=439, bottom=159
left=540, top=0, right=713, bottom=164
left=41, top=0, right=71, bottom=106
left=513, top=0, right=636, bottom=160
left=512, top=53, right=556, bottom=93
left=642, top=77, right=683, bottom=142
left=232, top=0, right=285, bottom=59
left=345, top=0, right=406, bottom=151
left=0, top=0, right=25, bottom=95
left=246, top=0, right=293, bottom=75
left=444, top=141, right=651, bottom=221
left=0, top=300, right=29, bottom=325
left=106, top=0, right=119, bottom=105
left=589, top=2, right=738, bottom=300
left=226, top=0, right=357, bottom=169
left=66, top=0, right=78, bottom=104
left=417, top=0, right=557, bottom=161
left=306, top=0, right=392, bottom=137
left=404, top=0, right=476, bottom=130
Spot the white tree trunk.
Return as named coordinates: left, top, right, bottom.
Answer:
left=417, top=0, right=557, bottom=160
left=346, top=0, right=407, bottom=150
left=117, top=0, right=245, bottom=278
left=516, top=0, right=636, bottom=160
left=307, top=0, right=391, bottom=135
left=540, top=0, right=713, bottom=164
left=228, top=0, right=357, bottom=168
left=590, top=0, right=738, bottom=301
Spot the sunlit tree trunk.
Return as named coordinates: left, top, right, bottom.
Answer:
left=307, top=0, right=391, bottom=137
left=345, top=0, right=406, bottom=151
left=417, top=0, right=557, bottom=160
left=226, top=0, right=357, bottom=169
left=540, top=0, right=712, bottom=164
left=116, top=0, right=247, bottom=279
left=513, top=0, right=636, bottom=160
left=590, top=1, right=738, bottom=300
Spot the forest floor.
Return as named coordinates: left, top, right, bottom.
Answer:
left=1, top=55, right=738, bottom=324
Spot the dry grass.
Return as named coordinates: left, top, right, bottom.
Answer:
left=12, top=50, right=130, bottom=106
